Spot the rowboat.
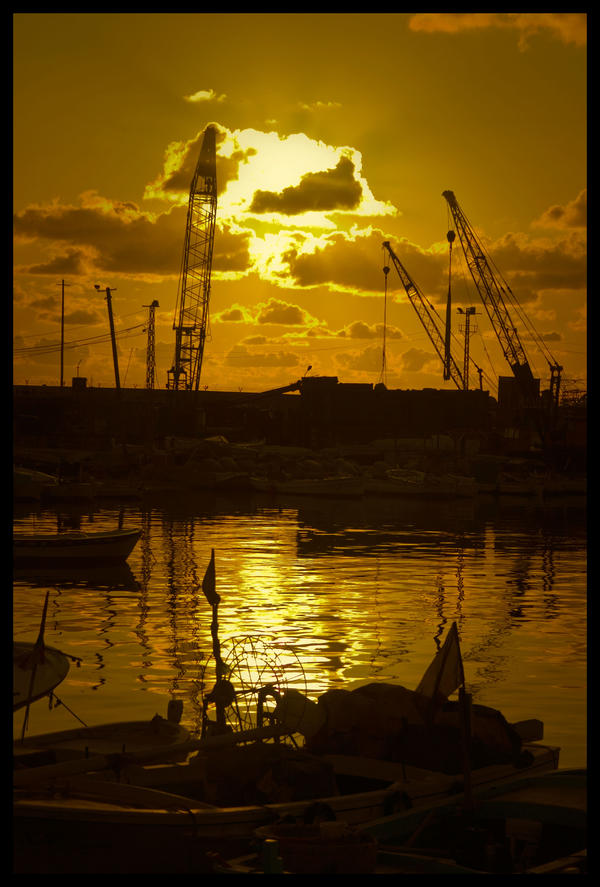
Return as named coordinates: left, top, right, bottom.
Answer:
left=13, top=527, right=141, bottom=564
left=13, top=641, right=71, bottom=711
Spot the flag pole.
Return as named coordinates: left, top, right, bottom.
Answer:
left=457, top=637, right=474, bottom=812
left=201, top=549, right=227, bottom=730
left=21, top=591, right=50, bottom=741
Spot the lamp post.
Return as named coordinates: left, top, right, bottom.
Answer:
left=95, top=285, right=120, bottom=391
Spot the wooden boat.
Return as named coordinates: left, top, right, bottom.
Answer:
left=14, top=715, right=192, bottom=768
left=12, top=719, right=560, bottom=874
left=227, top=769, right=586, bottom=874
left=13, top=641, right=71, bottom=711
left=364, top=767, right=586, bottom=874
left=13, top=527, right=141, bottom=564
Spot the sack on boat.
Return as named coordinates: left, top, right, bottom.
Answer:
left=304, top=683, right=524, bottom=774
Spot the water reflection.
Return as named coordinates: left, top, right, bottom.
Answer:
left=13, top=495, right=586, bottom=765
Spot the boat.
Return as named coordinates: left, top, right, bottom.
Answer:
left=11, top=578, right=564, bottom=873
left=363, top=767, right=586, bottom=874
left=14, top=714, right=192, bottom=769
left=13, top=641, right=71, bottom=711
left=13, top=466, right=58, bottom=501
left=365, top=468, right=476, bottom=499
left=13, top=527, right=141, bottom=564
left=251, top=475, right=364, bottom=497
left=222, top=768, right=585, bottom=874
left=12, top=723, right=560, bottom=874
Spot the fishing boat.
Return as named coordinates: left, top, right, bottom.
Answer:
left=219, top=768, right=586, bottom=874
left=13, top=641, right=71, bottom=711
left=13, top=527, right=141, bottom=564
left=11, top=566, right=564, bottom=873
left=364, top=767, right=586, bottom=874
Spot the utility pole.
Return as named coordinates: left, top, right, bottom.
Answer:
left=96, top=285, right=120, bottom=391
left=57, top=279, right=71, bottom=387
left=144, top=300, right=159, bottom=389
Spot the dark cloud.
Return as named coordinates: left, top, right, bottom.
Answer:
left=225, top=345, right=300, bottom=367
left=14, top=198, right=252, bottom=278
left=533, top=190, right=587, bottom=230
left=25, top=248, right=88, bottom=276
left=156, top=130, right=257, bottom=198
left=249, top=156, right=362, bottom=215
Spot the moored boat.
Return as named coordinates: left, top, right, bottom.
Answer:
left=364, top=767, right=586, bottom=874
left=13, top=466, right=58, bottom=501
left=13, top=527, right=141, bottom=564
left=13, top=641, right=71, bottom=711
left=251, top=475, right=364, bottom=497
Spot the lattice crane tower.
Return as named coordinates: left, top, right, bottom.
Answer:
left=168, top=126, right=217, bottom=391
left=144, top=300, right=159, bottom=389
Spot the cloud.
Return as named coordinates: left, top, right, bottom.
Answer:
left=256, top=298, right=315, bottom=326
left=400, top=347, right=438, bottom=373
left=336, top=320, right=404, bottom=340
left=225, top=344, right=300, bottom=367
left=409, top=13, right=586, bottom=49
left=533, top=190, right=587, bottom=230
left=298, top=100, right=342, bottom=112
left=283, top=229, right=446, bottom=297
left=184, top=89, right=226, bottom=103
left=13, top=192, right=252, bottom=280
left=249, top=155, right=362, bottom=215
left=145, top=128, right=254, bottom=199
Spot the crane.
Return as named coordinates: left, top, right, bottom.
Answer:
left=442, top=190, right=562, bottom=409
left=168, top=126, right=217, bottom=391
left=382, top=241, right=465, bottom=390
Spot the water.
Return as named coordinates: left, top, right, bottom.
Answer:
left=13, top=492, right=587, bottom=767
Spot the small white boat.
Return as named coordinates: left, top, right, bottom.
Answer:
left=13, top=527, right=141, bottom=563
left=366, top=469, right=476, bottom=499
left=13, top=641, right=71, bottom=711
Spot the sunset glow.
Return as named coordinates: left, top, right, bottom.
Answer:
left=13, top=13, right=586, bottom=396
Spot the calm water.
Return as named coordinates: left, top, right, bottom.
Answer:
left=13, top=492, right=587, bottom=767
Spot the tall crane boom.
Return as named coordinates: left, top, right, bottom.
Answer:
left=382, top=241, right=465, bottom=390
left=442, top=190, right=539, bottom=402
left=168, top=126, right=217, bottom=391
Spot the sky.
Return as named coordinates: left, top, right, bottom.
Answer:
left=13, top=13, right=587, bottom=396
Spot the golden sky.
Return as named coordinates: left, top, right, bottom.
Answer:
left=13, top=13, right=587, bottom=395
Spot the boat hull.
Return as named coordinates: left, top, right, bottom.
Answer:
left=13, top=528, right=141, bottom=564
left=13, top=642, right=71, bottom=711
left=13, top=741, right=559, bottom=873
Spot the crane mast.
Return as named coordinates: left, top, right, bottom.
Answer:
left=442, top=190, right=539, bottom=403
left=382, top=241, right=465, bottom=390
left=168, top=126, right=217, bottom=391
